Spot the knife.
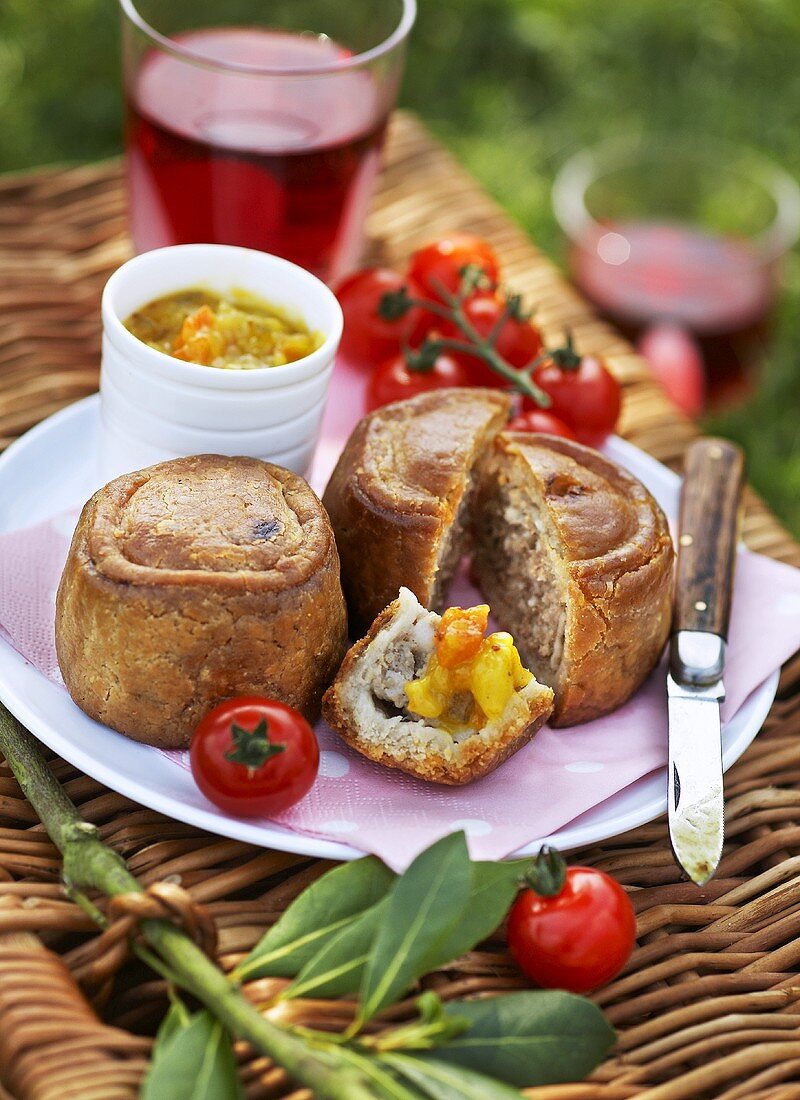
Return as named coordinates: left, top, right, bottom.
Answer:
left=668, top=437, right=745, bottom=886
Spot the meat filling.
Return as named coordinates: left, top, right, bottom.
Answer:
left=368, top=627, right=432, bottom=712
left=472, top=470, right=568, bottom=695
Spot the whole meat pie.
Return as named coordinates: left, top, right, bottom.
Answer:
left=56, top=454, right=347, bottom=748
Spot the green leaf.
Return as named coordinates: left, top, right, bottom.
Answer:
left=357, top=833, right=472, bottom=1025
left=335, top=1047, right=428, bottom=1100
left=382, top=1053, right=522, bottom=1100
left=154, top=998, right=192, bottom=1050
left=141, top=1010, right=243, bottom=1100
left=284, top=896, right=390, bottom=1000
left=235, top=856, right=395, bottom=981
left=424, top=991, right=615, bottom=1087
left=432, top=860, right=526, bottom=965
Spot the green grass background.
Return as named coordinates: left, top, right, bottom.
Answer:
left=3, top=0, right=799, bottom=534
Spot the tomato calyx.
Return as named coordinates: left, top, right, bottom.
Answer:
left=502, top=291, right=533, bottom=325
left=521, top=845, right=568, bottom=897
left=403, top=341, right=441, bottom=373
left=454, top=262, right=496, bottom=298
left=224, top=717, right=286, bottom=773
left=378, top=284, right=417, bottom=322
left=545, top=331, right=583, bottom=372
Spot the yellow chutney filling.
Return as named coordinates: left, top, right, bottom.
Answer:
left=404, top=604, right=532, bottom=734
left=125, top=287, right=323, bottom=369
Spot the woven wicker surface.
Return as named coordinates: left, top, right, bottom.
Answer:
left=1, top=111, right=800, bottom=1100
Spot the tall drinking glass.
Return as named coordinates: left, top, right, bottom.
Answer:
left=120, top=0, right=416, bottom=283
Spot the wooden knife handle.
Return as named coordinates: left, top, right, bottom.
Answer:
left=673, top=437, right=745, bottom=639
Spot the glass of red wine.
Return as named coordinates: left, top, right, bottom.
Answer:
left=120, top=0, right=416, bottom=284
left=552, top=137, right=800, bottom=412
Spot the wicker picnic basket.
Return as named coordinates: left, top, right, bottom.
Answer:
left=1, top=112, right=800, bottom=1100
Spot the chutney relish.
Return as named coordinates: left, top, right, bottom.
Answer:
left=125, top=288, right=323, bottom=369
left=404, top=605, right=533, bottom=733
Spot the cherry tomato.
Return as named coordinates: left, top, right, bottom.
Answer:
left=506, top=410, right=577, bottom=439
left=527, top=342, right=621, bottom=446
left=443, top=294, right=543, bottom=387
left=190, top=697, right=319, bottom=818
left=638, top=323, right=705, bottom=418
left=508, top=852, right=636, bottom=994
left=366, top=352, right=472, bottom=411
left=337, top=268, right=429, bottom=366
left=409, top=233, right=500, bottom=301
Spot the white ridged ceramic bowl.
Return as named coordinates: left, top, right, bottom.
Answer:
left=99, top=244, right=343, bottom=479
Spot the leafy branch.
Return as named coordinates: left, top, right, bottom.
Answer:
left=0, top=702, right=615, bottom=1099
left=232, top=833, right=616, bottom=1096
left=0, top=703, right=377, bottom=1100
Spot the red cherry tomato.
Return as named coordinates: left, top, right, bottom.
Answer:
left=409, top=233, right=500, bottom=301
left=508, top=862, right=636, bottom=994
left=444, top=294, right=543, bottom=387
left=190, top=697, right=319, bottom=818
left=527, top=345, right=621, bottom=446
left=638, top=323, right=705, bottom=418
left=366, top=352, right=472, bottom=411
left=337, top=268, right=429, bottom=367
left=506, top=410, right=577, bottom=439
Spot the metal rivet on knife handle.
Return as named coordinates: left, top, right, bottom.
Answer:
left=672, top=437, right=746, bottom=640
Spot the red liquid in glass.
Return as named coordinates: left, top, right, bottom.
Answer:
left=125, top=29, right=390, bottom=282
left=572, top=221, right=774, bottom=407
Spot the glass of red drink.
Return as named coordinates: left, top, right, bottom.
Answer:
left=120, top=0, right=416, bottom=284
left=552, top=137, right=800, bottom=410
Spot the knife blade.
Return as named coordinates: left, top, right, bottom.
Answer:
left=668, top=437, right=745, bottom=885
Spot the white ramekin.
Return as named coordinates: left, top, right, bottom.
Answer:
left=99, top=244, right=343, bottom=480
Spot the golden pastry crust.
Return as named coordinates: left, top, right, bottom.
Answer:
left=55, top=455, right=348, bottom=748
left=322, top=591, right=553, bottom=785
left=473, top=433, right=674, bottom=726
left=322, top=388, right=511, bottom=630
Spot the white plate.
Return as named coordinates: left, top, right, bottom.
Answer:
left=0, top=396, right=778, bottom=860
